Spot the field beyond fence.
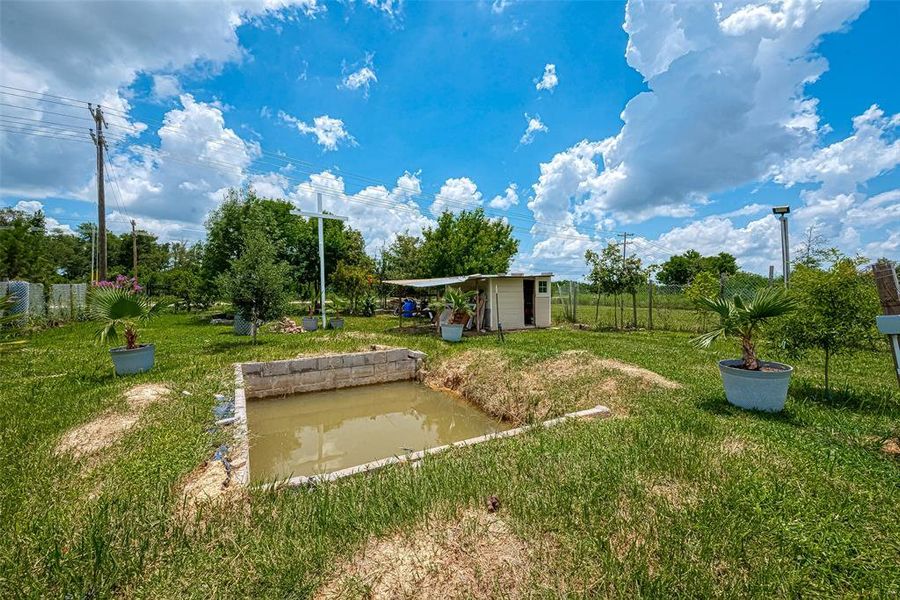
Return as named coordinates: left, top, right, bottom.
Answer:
left=552, top=279, right=770, bottom=333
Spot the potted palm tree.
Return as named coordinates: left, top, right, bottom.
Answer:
left=692, top=287, right=796, bottom=412
left=439, top=287, right=475, bottom=342
left=89, top=287, right=165, bottom=375
left=328, top=294, right=347, bottom=329
left=301, top=283, right=319, bottom=331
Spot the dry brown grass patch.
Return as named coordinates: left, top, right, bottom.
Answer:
left=174, top=458, right=242, bottom=521
left=645, top=479, right=698, bottom=511
left=316, top=507, right=543, bottom=600
left=720, top=436, right=754, bottom=457
left=55, top=384, right=171, bottom=459
left=425, top=349, right=679, bottom=425
left=881, top=437, right=900, bottom=457
left=608, top=496, right=658, bottom=573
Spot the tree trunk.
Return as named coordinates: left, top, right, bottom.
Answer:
left=613, top=295, right=618, bottom=329
left=741, top=336, right=759, bottom=370
left=632, top=291, right=637, bottom=328
left=594, top=289, right=600, bottom=325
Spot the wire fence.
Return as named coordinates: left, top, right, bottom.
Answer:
left=551, top=277, right=772, bottom=333
left=0, top=280, right=88, bottom=324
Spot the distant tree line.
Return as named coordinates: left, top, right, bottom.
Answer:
left=1, top=190, right=519, bottom=313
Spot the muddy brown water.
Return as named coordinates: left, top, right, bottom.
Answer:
left=247, top=381, right=510, bottom=482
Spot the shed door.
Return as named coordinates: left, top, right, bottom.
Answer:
left=523, top=279, right=535, bottom=325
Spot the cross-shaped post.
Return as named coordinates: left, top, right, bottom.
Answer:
left=294, top=192, right=348, bottom=328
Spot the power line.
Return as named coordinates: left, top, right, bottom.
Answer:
left=2, top=84, right=692, bottom=256
left=3, top=84, right=593, bottom=230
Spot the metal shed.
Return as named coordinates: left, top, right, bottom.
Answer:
left=384, top=272, right=553, bottom=330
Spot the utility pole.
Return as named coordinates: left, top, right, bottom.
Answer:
left=89, top=104, right=108, bottom=281
left=89, top=224, right=96, bottom=283
left=131, top=219, right=138, bottom=282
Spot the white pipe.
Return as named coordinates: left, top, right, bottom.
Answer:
left=317, top=192, right=327, bottom=328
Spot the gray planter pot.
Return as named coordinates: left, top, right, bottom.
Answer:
left=110, top=344, right=155, bottom=376
left=233, top=313, right=253, bottom=336
left=302, top=316, right=318, bottom=331
left=718, top=359, right=793, bottom=412
left=441, top=323, right=464, bottom=342
left=328, top=317, right=345, bottom=330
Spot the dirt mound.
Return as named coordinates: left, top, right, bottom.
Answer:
left=55, top=384, right=171, bottom=459
left=316, top=508, right=538, bottom=599
left=175, top=458, right=240, bottom=521
left=426, top=349, right=679, bottom=425
left=882, top=438, right=900, bottom=457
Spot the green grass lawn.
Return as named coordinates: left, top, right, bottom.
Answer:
left=1, top=313, right=898, bottom=597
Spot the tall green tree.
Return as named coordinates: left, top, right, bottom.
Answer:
left=203, top=187, right=371, bottom=296
left=0, top=208, right=50, bottom=281
left=419, top=209, right=518, bottom=277
left=657, top=249, right=738, bottom=285
left=217, top=227, right=290, bottom=343
left=160, top=242, right=209, bottom=310
left=383, top=233, right=424, bottom=279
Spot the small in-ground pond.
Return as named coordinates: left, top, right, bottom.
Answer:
left=246, top=380, right=510, bottom=481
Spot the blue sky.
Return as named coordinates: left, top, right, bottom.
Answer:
left=1, top=0, right=898, bottom=278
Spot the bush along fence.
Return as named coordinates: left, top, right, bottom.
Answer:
left=0, top=281, right=88, bottom=324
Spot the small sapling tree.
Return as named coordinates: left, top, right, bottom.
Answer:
left=218, top=229, right=290, bottom=343
left=775, top=253, right=880, bottom=396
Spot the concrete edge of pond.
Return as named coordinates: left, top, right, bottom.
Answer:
left=257, top=404, right=611, bottom=490
left=232, top=363, right=251, bottom=486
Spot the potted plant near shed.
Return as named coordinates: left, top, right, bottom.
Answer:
left=439, top=287, right=475, bottom=342
left=692, top=287, right=796, bottom=412
left=89, top=286, right=165, bottom=375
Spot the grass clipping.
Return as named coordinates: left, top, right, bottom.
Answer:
left=316, top=508, right=539, bottom=600
left=426, top=350, right=679, bottom=425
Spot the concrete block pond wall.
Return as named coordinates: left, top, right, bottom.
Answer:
left=239, top=347, right=426, bottom=399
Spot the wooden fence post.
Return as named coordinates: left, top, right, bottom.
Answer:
left=648, top=281, right=654, bottom=330
left=873, top=260, right=900, bottom=387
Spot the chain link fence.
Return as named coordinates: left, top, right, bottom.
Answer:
left=552, top=276, right=772, bottom=333
left=0, top=281, right=88, bottom=324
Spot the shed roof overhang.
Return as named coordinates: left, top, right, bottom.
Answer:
left=384, top=273, right=553, bottom=288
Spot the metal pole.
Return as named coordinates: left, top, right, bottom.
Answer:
left=317, top=192, right=327, bottom=328
left=131, top=219, right=138, bottom=282
left=778, top=215, right=791, bottom=288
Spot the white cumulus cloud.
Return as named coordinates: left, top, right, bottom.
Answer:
left=430, top=177, right=483, bottom=216
left=489, top=183, right=519, bottom=209
left=534, top=63, right=558, bottom=91
left=279, top=112, right=356, bottom=151
left=340, top=53, right=378, bottom=97
left=519, top=113, right=548, bottom=145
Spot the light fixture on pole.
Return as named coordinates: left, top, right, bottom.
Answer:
left=772, top=205, right=790, bottom=287
left=293, top=193, right=348, bottom=328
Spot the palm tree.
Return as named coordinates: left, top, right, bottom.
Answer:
left=440, top=287, right=476, bottom=324
left=89, top=287, right=164, bottom=349
left=691, top=287, right=796, bottom=370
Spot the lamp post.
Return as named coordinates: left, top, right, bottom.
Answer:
left=772, top=205, right=790, bottom=287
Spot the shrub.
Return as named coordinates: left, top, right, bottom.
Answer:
left=217, top=229, right=290, bottom=343
left=774, top=255, right=880, bottom=395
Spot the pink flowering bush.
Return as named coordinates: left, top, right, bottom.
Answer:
left=93, top=275, right=142, bottom=292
